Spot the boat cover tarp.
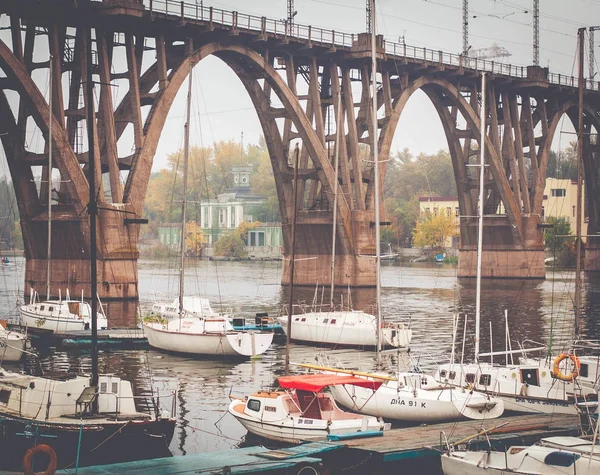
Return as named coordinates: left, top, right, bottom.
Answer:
left=278, top=374, right=383, bottom=392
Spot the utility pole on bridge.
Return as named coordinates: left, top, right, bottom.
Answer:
left=533, top=0, right=539, bottom=66
left=462, top=0, right=469, bottom=56
left=590, top=26, right=600, bottom=80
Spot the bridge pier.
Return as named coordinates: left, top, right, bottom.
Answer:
left=22, top=206, right=141, bottom=326
left=585, top=237, right=600, bottom=272
left=280, top=212, right=377, bottom=288
left=458, top=216, right=545, bottom=279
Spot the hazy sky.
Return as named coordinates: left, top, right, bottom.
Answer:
left=148, top=0, right=600, bottom=170
left=0, top=0, right=597, bottom=178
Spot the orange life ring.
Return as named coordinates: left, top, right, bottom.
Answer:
left=22, top=444, right=57, bottom=475
left=552, top=353, right=581, bottom=382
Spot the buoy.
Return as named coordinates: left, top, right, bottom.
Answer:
left=22, top=444, right=57, bottom=475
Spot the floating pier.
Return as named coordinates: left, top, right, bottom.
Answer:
left=55, top=442, right=343, bottom=474
left=23, top=327, right=149, bottom=349
left=49, top=413, right=581, bottom=474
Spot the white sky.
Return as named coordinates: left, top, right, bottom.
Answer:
left=152, top=0, right=598, bottom=171
left=0, top=0, right=597, bottom=178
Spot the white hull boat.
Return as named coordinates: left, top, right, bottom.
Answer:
left=0, top=367, right=176, bottom=470
left=434, top=362, right=598, bottom=415
left=229, top=374, right=387, bottom=443
left=19, top=293, right=108, bottom=333
left=442, top=438, right=600, bottom=475
left=143, top=316, right=273, bottom=358
left=328, top=372, right=504, bottom=422
left=278, top=310, right=411, bottom=348
left=0, top=326, right=27, bottom=362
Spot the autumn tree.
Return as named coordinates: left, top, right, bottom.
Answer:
left=412, top=212, right=457, bottom=250
left=214, top=221, right=261, bottom=258
left=184, top=221, right=206, bottom=257
left=384, top=149, right=456, bottom=247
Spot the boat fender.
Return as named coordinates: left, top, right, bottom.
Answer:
left=519, top=383, right=528, bottom=396
left=22, top=444, right=57, bottom=475
left=552, top=353, right=581, bottom=382
left=295, top=462, right=321, bottom=475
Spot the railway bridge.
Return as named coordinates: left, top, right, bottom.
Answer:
left=1, top=0, right=600, bottom=312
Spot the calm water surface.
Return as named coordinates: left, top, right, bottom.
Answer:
left=0, top=257, right=599, bottom=461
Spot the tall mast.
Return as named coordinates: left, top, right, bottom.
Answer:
left=475, top=72, right=486, bottom=363
left=370, top=0, right=382, bottom=356
left=86, top=27, right=98, bottom=397
left=46, top=54, right=53, bottom=300
left=330, top=92, right=342, bottom=308
left=285, top=144, right=300, bottom=375
left=575, top=27, right=585, bottom=336
left=179, top=61, right=193, bottom=321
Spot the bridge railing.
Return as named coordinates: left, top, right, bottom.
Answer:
left=144, top=0, right=600, bottom=91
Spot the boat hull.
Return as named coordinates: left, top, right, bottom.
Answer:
left=143, top=323, right=273, bottom=357
left=330, top=383, right=503, bottom=422
left=278, top=311, right=411, bottom=348
left=0, top=334, right=27, bottom=362
left=20, top=308, right=86, bottom=333
left=229, top=400, right=382, bottom=444
left=0, top=413, right=175, bottom=471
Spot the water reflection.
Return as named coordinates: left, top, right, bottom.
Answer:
left=0, top=257, right=595, bottom=458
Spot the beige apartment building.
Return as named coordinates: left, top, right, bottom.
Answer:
left=418, top=178, right=586, bottom=250
left=542, top=178, right=587, bottom=238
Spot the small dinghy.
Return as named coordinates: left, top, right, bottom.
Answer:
left=229, top=374, right=388, bottom=443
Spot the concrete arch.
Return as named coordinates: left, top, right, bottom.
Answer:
left=379, top=76, right=521, bottom=231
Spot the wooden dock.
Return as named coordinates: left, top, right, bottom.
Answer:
left=54, top=442, right=344, bottom=474
left=340, top=413, right=582, bottom=461
left=45, top=413, right=582, bottom=474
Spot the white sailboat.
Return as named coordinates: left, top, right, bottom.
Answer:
left=17, top=56, right=107, bottom=336
left=434, top=70, right=598, bottom=415
left=19, top=289, right=108, bottom=333
left=277, top=33, right=411, bottom=350
left=142, top=61, right=273, bottom=358
left=310, top=2, right=503, bottom=424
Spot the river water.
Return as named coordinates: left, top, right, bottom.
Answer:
left=0, top=257, right=599, bottom=461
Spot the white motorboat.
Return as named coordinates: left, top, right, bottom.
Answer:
left=328, top=371, right=504, bottom=422
left=0, top=325, right=27, bottom=362
left=143, top=316, right=273, bottom=358
left=278, top=308, right=411, bottom=348
left=19, top=291, right=108, bottom=333
left=228, top=373, right=388, bottom=443
left=441, top=438, right=600, bottom=475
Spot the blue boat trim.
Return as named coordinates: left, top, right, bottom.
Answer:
left=326, top=430, right=383, bottom=441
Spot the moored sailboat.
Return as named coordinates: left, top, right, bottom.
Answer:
left=434, top=67, right=599, bottom=416
left=142, top=60, right=273, bottom=359
left=305, top=3, right=503, bottom=424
